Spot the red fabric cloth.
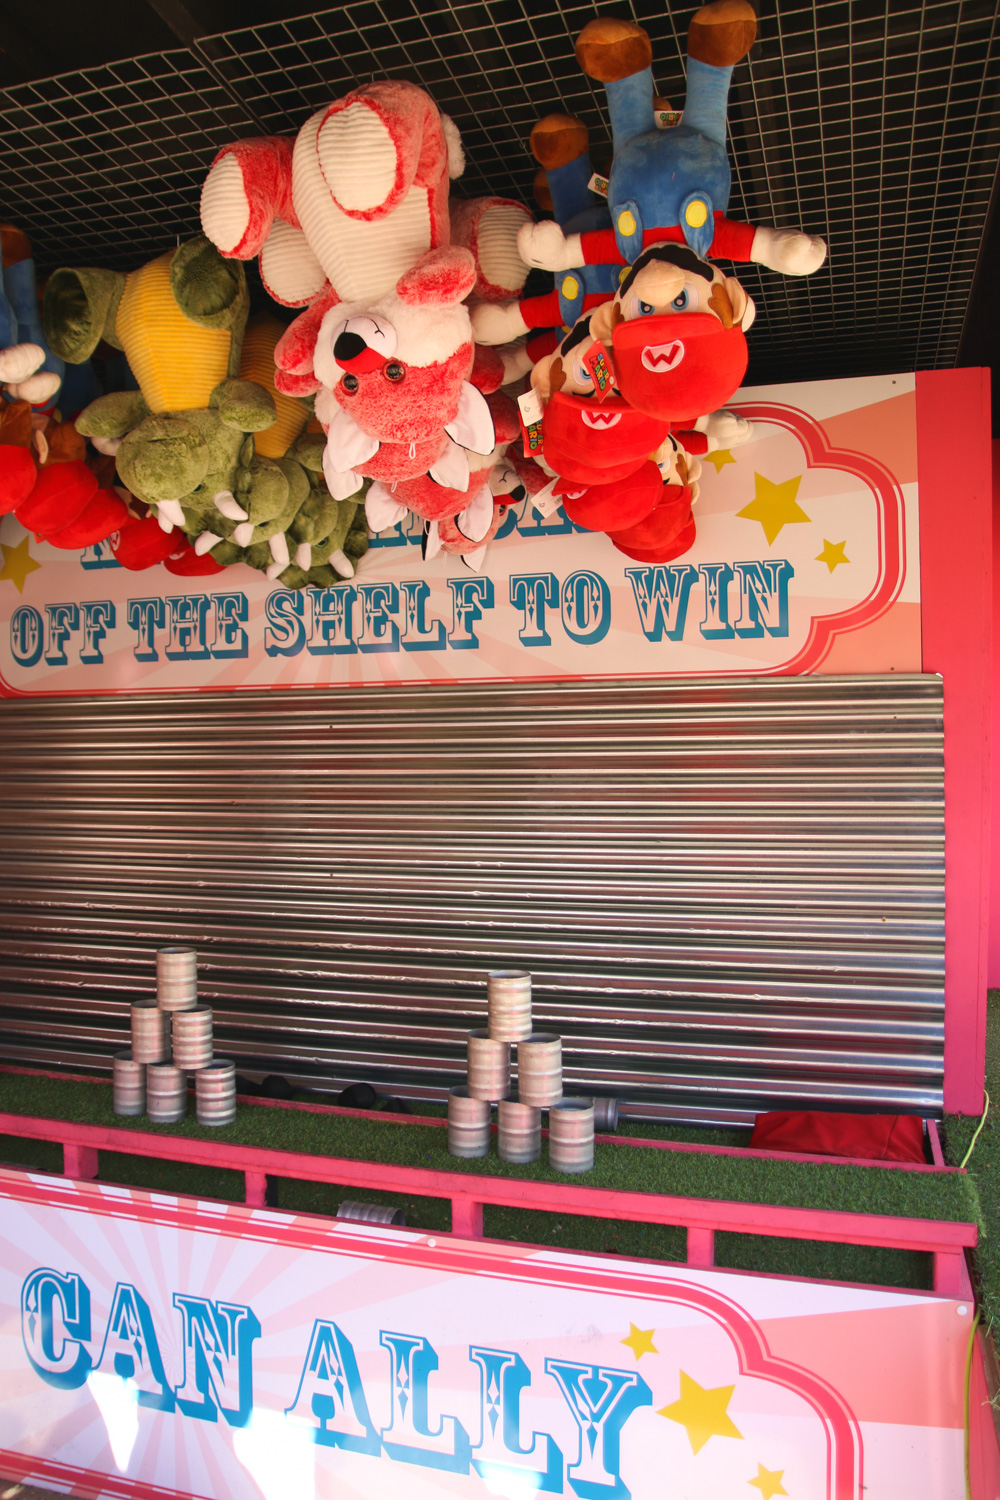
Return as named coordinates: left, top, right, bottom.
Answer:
left=580, top=214, right=758, bottom=266
left=749, top=1110, right=927, bottom=1164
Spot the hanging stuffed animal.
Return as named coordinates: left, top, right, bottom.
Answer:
left=199, top=80, right=532, bottom=397
left=363, top=391, right=521, bottom=570
left=475, top=0, right=826, bottom=351
left=314, top=247, right=498, bottom=510
left=0, top=226, right=63, bottom=409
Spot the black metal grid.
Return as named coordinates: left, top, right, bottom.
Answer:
left=0, top=51, right=260, bottom=271
left=1, top=0, right=999, bottom=385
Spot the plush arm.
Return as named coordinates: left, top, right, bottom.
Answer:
left=750, top=225, right=828, bottom=275
left=209, top=378, right=277, bottom=432
left=200, top=137, right=297, bottom=261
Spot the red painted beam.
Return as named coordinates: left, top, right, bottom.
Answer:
left=0, top=1112, right=976, bottom=1257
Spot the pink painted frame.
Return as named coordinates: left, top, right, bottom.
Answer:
left=0, top=1110, right=976, bottom=1298
left=916, top=369, right=993, bottom=1116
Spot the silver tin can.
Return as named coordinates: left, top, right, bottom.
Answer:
left=591, top=1097, right=620, bottom=1133
left=112, top=1050, right=145, bottom=1116
left=447, top=1087, right=491, bottom=1159
left=146, top=1063, right=187, bottom=1123
left=516, top=1033, right=563, bottom=1108
left=486, top=969, right=532, bottom=1042
left=157, top=945, right=198, bottom=1012
left=337, top=1200, right=406, bottom=1227
left=171, top=1006, right=213, bottom=1071
left=467, top=1029, right=511, bottom=1101
left=497, top=1098, right=541, bottom=1163
left=130, top=1000, right=168, bottom=1064
left=195, top=1059, right=236, bottom=1127
left=548, top=1099, right=595, bottom=1174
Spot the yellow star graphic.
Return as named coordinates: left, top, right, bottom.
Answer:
left=621, top=1323, right=658, bottom=1360
left=658, top=1370, right=744, bottom=1454
left=748, top=1462, right=788, bottom=1499
left=0, top=534, right=42, bottom=594
left=704, top=448, right=736, bottom=474
left=737, top=473, right=810, bottom=546
left=816, top=538, right=849, bottom=573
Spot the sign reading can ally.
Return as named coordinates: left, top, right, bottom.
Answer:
left=0, top=374, right=921, bottom=696
left=0, top=1169, right=970, bottom=1500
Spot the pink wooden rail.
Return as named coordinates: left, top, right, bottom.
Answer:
left=0, top=1110, right=975, bottom=1298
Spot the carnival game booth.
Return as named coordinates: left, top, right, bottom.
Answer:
left=0, top=0, right=999, bottom=1496
left=0, top=364, right=994, bottom=1500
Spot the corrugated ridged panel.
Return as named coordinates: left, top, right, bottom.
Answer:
left=0, top=675, right=944, bottom=1124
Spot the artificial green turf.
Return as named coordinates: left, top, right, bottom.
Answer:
left=0, top=1071, right=974, bottom=1291
left=944, top=989, right=1000, bottom=1325
left=0, top=1070, right=977, bottom=1222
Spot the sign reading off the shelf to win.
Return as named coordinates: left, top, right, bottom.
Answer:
left=0, top=374, right=921, bottom=694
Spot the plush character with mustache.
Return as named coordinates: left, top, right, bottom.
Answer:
left=475, top=0, right=826, bottom=356
left=517, top=3, right=827, bottom=286
left=586, top=242, right=753, bottom=424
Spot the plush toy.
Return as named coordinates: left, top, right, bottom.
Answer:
left=314, top=247, right=498, bottom=505
left=363, top=391, right=521, bottom=570
left=0, top=395, right=129, bottom=547
left=476, top=1, right=826, bottom=352
left=199, top=81, right=531, bottom=392
left=0, top=226, right=63, bottom=408
left=44, top=239, right=367, bottom=586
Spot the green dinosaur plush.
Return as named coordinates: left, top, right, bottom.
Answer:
left=43, top=237, right=370, bottom=587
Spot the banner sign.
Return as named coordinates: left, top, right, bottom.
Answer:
left=0, top=374, right=920, bottom=698
left=0, top=1168, right=970, bottom=1500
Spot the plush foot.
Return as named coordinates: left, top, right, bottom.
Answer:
left=471, top=299, right=529, bottom=345
left=533, top=169, right=553, bottom=214
left=575, top=18, right=653, bottom=82
left=529, top=114, right=590, bottom=170
left=687, top=0, right=757, bottom=67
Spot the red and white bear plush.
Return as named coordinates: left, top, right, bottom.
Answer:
left=311, top=247, right=498, bottom=508
left=362, top=390, right=523, bottom=571
left=199, top=80, right=531, bottom=400
left=200, top=79, right=531, bottom=565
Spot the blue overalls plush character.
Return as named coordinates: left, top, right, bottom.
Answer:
left=476, top=115, right=621, bottom=375
left=474, top=0, right=827, bottom=349
left=0, top=226, right=64, bottom=409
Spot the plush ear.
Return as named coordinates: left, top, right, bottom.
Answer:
left=428, top=436, right=471, bottom=490
left=488, top=391, right=520, bottom=447
left=444, top=382, right=496, bottom=455
left=587, top=299, right=617, bottom=346
left=723, top=276, right=750, bottom=329
left=43, top=267, right=126, bottom=363
left=396, top=247, right=476, bottom=308
left=274, top=286, right=341, bottom=380
left=171, top=236, right=247, bottom=330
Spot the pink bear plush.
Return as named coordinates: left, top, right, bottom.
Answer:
left=200, top=81, right=531, bottom=400
left=311, top=246, right=498, bottom=506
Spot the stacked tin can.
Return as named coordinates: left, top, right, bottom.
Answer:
left=447, top=968, right=600, bottom=1173
left=113, top=945, right=236, bottom=1129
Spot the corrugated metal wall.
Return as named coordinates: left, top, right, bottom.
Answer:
left=0, top=674, right=944, bottom=1124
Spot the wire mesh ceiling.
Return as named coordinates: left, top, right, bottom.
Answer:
left=2, top=0, right=999, bottom=386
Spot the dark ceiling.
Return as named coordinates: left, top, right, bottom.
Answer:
left=2, top=0, right=998, bottom=427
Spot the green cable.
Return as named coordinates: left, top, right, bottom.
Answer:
left=960, top=1089, right=990, bottom=1169
left=965, top=1306, right=982, bottom=1500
